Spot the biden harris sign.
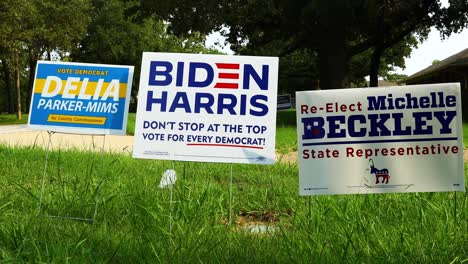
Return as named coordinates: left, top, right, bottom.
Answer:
left=133, top=52, right=279, bottom=164
left=297, top=83, right=464, bottom=195
left=28, top=61, right=134, bottom=135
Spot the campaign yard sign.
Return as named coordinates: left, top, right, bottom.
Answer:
left=28, top=61, right=134, bottom=135
left=133, top=52, right=279, bottom=164
left=297, top=83, right=465, bottom=195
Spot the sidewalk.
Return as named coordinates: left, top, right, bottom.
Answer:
left=0, top=124, right=32, bottom=134
left=0, top=126, right=134, bottom=154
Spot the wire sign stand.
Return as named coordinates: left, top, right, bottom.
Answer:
left=38, top=131, right=106, bottom=223
left=229, top=163, right=234, bottom=225
left=28, top=61, right=134, bottom=223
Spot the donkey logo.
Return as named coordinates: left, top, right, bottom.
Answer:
left=368, top=159, right=390, bottom=184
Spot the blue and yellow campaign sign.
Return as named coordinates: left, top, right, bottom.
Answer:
left=28, top=61, right=134, bottom=135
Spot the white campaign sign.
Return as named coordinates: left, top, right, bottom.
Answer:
left=296, top=83, right=465, bottom=195
left=133, top=52, right=278, bottom=164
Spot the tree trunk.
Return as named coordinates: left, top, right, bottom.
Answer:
left=1, top=59, right=14, bottom=113
left=369, top=47, right=384, bottom=87
left=315, top=0, right=349, bottom=90
left=318, top=26, right=347, bottom=89
left=14, top=53, right=21, bottom=120
left=369, top=8, right=385, bottom=88
left=27, top=49, right=38, bottom=113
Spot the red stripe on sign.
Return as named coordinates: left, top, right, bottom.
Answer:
left=187, top=143, right=263, bottom=149
left=214, top=82, right=238, bottom=89
left=218, top=73, right=239, bottom=79
left=216, top=63, right=240, bottom=69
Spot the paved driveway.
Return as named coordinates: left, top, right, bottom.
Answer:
left=0, top=125, right=32, bottom=134
left=0, top=125, right=134, bottom=154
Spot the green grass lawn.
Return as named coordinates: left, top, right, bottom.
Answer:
left=464, top=123, right=468, bottom=147
left=0, top=114, right=28, bottom=125
left=126, top=113, right=136, bottom=135
left=0, top=110, right=466, bottom=262
left=0, top=146, right=466, bottom=262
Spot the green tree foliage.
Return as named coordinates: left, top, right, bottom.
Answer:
left=72, top=0, right=221, bottom=106
left=437, top=0, right=468, bottom=36
left=0, top=0, right=38, bottom=118
left=348, top=35, right=417, bottom=86
left=0, top=0, right=217, bottom=117
left=382, top=72, right=408, bottom=82
left=359, top=0, right=437, bottom=87
left=73, top=0, right=218, bottom=68
left=25, top=0, right=92, bottom=112
left=136, top=0, right=468, bottom=89
left=0, top=0, right=92, bottom=117
left=1, top=0, right=465, bottom=117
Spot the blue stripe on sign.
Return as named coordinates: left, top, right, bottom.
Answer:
left=29, top=96, right=127, bottom=130
left=302, top=137, right=458, bottom=146
left=36, top=63, right=130, bottom=83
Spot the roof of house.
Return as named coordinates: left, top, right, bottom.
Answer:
left=404, top=47, right=468, bottom=83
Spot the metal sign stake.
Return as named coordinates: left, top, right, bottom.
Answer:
left=229, top=163, right=233, bottom=225
left=92, top=134, right=106, bottom=222
left=39, top=131, right=54, bottom=211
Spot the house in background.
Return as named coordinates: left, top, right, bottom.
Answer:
left=403, top=48, right=468, bottom=120
left=376, top=80, right=399, bottom=87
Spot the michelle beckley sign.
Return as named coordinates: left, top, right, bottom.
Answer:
left=28, top=61, right=134, bottom=135
left=297, top=83, right=464, bottom=195
left=133, top=52, right=279, bottom=164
